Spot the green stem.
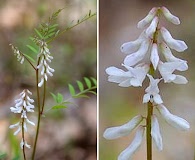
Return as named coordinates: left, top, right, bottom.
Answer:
left=31, top=58, right=41, bottom=160
left=47, top=12, right=96, bottom=43
left=146, top=101, right=153, bottom=160
left=41, top=80, right=46, bottom=114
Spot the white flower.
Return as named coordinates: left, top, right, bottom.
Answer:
left=150, top=43, right=159, bottom=70
left=145, top=16, right=159, bottom=38
left=36, top=40, right=55, bottom=87
left=161, top=7, right=180, bottom=25
left=106, top=64, right=149, bottom=87
left=103, top=115, right=143, bottom=140
left=120, top=30, right=146, bottom=54
left=137, top=7, right=158, bottom=29
left=158, top=61, right=188, bottom=84
left=118, top=126, right=145, bottom=160
left=160, top=42, right=188, bottom=71
left=124, top=40, right=150, bottom=66
left=151, top=115, right=163, bottom=151
left=20, top=139, right=31, bottom=149
left=160, top=27, right=188, bottom=52
left=9, top=89, right=35, bottom=149
left=10, top=44, right=25, bottom=64
left=157, top=104, right=190, bottom=130
left=143, top=74, right=163, bottom=104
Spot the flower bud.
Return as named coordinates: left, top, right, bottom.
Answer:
left=157, top=104, right=190, bottom=131
left=118, top=126, right=145, bottom=160
left=160, top=42, right=188, bottom=71
left=150, top=43, right=159, bottom=70
left=161, top=7, right=180, bottom=25
left=124, top=40, right=150, bottom=66
left=151, top=115, right=163, bottom=151
left=145, top=16, right=159, bottom=38
left=160, top=27, right=187, bottom=52
left=137, top=7, right=158, bottom=29
left=103, top=115, right=143, bottom=140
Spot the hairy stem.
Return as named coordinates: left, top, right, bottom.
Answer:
left=31, top=58, right=41, bottom=160
left=146, top=101, right=153, bottom=160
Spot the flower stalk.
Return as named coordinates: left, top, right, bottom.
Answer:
left=147, top=101, right=153, bottom=160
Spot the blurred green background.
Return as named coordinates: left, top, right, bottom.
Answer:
left=100, top=0, right=195, bottom=160
left=0, top=0, right=96, bottom=160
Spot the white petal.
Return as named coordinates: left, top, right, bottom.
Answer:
left=145, top=74, right=161, bottom=94
left=119, top=79, right=132, bottom=87
left=160, top=27, right=188, bottom=52
left=23, top=122, right=27, bottom=132
left=124, top=40, right=150, bottom=66
left=137, top=7, right=158, bottom=29
left=9, top=122, right=20, bottom=129
left=160, top=43, right=188, bottom=71
left=25, top=141, right=31, bottom=149
left=157, top=104, right=190, bottom=130
left=173, top=75, right=188, bottom=84
left=120, top=31, right=146, bottom=54
left=103, top=115, right=143, bottom=140
left=145, top=16, right=158, bottom=38
left=14, top=126, right=21, bottom=135
left=26, top=118, right=35, bottom=126
left=27, top=89, right=32, bottom=95
left=118, top=126, right=145, bottom=160
left=106, top=67, right=130, bottom=83
left=143, top=93, right=150, bottom=103
left=151, top=115, right=163, bottom=151
left=161, top=7, right=180, bottom=25
left=150, top=43, right=159, bottom=70
left=158, top=61, right=187, bottom=83
left=153, top=94, right=163, bottom=104
left=20, top=139, right=24, bottom=149
left=38, top=78, right=44, bottom=87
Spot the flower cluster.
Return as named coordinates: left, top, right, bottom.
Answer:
left=10, top=44, right=25, bottom=64
left=104, top=7, right=190, bottom=160
left=35, top=39, right=55, bottom=87
left=9, top=89, right=35, bottom=149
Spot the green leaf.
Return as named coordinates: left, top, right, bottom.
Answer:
left=73, top=94, right=89, bottom=98
left=84, top=77, right=91, bottom=88
left=52, top=105, right=67, bottom=110
left=23, top=53, right=35, bottom=63
left=26, top=45, right=38, bottom=54
left=50, top=92, right=57, bottom=103
left=68, top=84, right=75, bottom=96
left=77, top=80, right=84, bottom=91
left=56, top=93, right=63, bottom=103
left=49, top=24, right=59, bottom=29
left=34, top=28, right=43, bottom=38
left=90, top=77, right=97, bottom=85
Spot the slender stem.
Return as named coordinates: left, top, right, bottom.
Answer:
left=146, top=101, right=153, bottom=160
left=47, top=12, right=96, bottom=43
left=41, top=80, right=47, bottom=114
left=31, top=58, right=41, bottom=160
left=23, top=55, right=36, bottom=70
left=22, top=119, right=26, bottom=160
